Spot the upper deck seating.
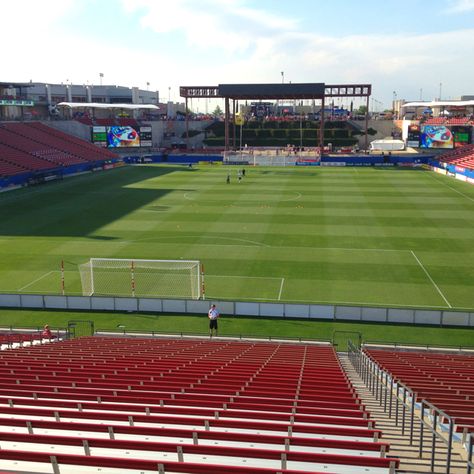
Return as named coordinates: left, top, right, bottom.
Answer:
left=75, top=117, right=94, bottom=126
left=95, top=118, right=116, bottom=126
left=117, top=118, right=140, bottom=128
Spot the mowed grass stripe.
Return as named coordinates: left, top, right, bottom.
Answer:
left=1, top=165, right=473, bottom=308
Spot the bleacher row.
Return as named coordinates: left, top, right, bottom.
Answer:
left=0, top=122, right=117, bottom=177
left=76, top=117, right=140, bottom=128
left=0, top=337, right=399, bottom=474
left=0, top=332, right=55, bottom=348
left=365, top=348, right=474, bottom=436
left=437, top=143, right=474, bottom=170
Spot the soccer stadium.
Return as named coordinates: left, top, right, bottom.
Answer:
left=1, top=72, right=474, bottom=474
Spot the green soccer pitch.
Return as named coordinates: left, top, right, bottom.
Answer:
left=1, top=164, right=474, bottom=310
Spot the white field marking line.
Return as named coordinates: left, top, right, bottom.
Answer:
left=131, top=235, right=406, bottom=252
left=278, top=278, right=285, bottom=301
left=203, top=294, right=453, bottom=309
left=183, top=191, right=302, bottom=202
left=281, top=192, right=302, bottom=202
left=0, top=235, right=409, bottom=253
left=410, top=250, right=452, bottom=308
left=133, top=235, right=270, bottom=248
left=428, top=173, right=474, bottom=203
left=18, top=270, right=56, bottom=292
left=206, top=274, right=282, bottom=281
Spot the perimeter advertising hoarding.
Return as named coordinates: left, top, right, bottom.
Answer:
left=91, top=126, right=107, bottom=147
left=420, top=125, right=454, bottom=149
left=107, top=126, right=140, bottom=148
left=139, top=126, right=152, bottom=147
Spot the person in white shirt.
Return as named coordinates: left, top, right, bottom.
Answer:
left=208, top=304, right=220, bottom=337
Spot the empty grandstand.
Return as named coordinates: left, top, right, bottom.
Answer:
left=0, top=122, right=119, bottom=182
left=0, top=336, right=401, bottom=474
left=436, top=144, right=474, bottom=170
left=347, top=343, right=474, bottom=473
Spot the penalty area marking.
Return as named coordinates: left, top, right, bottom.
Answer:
left=281, top=192, right=302, bottom=202
left=18, top=270, right=56, bottom=292
left=278, top=278, right=285, bottom=300
left=183, top=191, right=302, bottom=202
left=410, top=250, right=452, bottom=308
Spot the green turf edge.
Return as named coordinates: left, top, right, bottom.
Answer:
left=1, top=308, right=473, bottom=352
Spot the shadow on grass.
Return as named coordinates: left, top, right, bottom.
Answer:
left=0, top=166, right=193, bottom=239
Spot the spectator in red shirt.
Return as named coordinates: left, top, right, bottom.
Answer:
left=42, top=324, right=52, bottom=339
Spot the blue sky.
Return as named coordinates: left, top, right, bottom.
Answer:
left=3, top=0, right=474, bottom=109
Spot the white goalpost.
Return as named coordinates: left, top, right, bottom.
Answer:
left=78, top=258, right=204, bottom=299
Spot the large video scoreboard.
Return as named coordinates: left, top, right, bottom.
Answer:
left=91, top=125, right=153, bottom=148
left=407, top=124, right=472, bottom=149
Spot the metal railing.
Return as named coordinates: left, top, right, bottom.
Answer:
left=467, top=432, right=473, bottom=474
left=348, top=341, right=462, bottom=474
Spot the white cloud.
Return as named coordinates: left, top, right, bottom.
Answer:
left=122, top=0, right=298, bottom=53
left=3, top=0, right=474, bottom=108
left=446, top=0, right=474, bottom=12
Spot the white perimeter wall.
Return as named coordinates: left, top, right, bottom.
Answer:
left=0, top=294, right=473, bottom=328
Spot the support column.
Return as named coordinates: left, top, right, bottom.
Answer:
left=319, top=96, right=325, bottom=151
left=185, top=97, right=189, bottom=150
left=224, top=97, right=230, bottom=151
left=364, top=95, right=370, bottom=152
left=232, top=99, right=236, bottom=150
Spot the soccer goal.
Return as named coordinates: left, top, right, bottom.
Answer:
left=78, top=258, right=204, bottom=299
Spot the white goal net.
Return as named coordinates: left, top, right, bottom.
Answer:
left=79, top=258, right=203, bottom=299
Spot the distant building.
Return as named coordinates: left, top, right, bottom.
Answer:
left=0, top=81, right=159, bottom=120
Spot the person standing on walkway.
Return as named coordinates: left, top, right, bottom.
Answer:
left=208, top=304, right=220, bottom=337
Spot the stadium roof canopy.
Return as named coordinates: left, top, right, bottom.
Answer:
left=57, top=102, right=159, bottom=110
left=402, top=100, right=474, bottom=108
